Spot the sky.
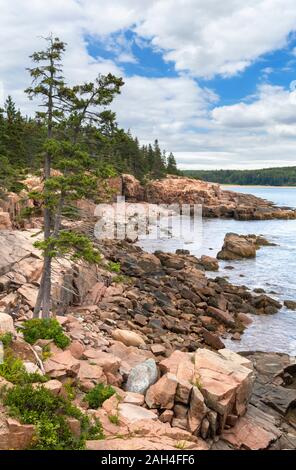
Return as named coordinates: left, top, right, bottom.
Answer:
left=1, top=1, right=296, bottom=170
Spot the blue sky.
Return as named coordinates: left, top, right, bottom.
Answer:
left=2, top=0, right=296, bottom=169
left=87, top=29, right=296, bottom=106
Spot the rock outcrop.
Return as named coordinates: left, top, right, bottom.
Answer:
left=121, top=175, right=296, bottom=220
left=217, top=233, right=275, bottom=260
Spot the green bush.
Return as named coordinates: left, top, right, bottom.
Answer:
left=22, top=318, right=70, bottom=349
left=107, top=261, right=121, bottom=273
left=85, top=383, right=115, bottom=409
left=0, top=332, right=13, bottom=348
left=3, top=384, right=104, bottom=450
left=0, top=352, right=47, bottom=385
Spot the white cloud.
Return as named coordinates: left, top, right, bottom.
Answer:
left=1, top=1, right=296, bottom=169
left=135, top=0, right=296, bottom=78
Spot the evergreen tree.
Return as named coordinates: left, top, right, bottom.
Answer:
left=26, top=36, right=123, bottom=318
left=167, top=152, right=179, bottom=175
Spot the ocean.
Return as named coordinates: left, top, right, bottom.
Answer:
left=138, top=186, right=296, bottom=355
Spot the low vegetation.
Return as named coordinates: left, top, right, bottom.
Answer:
left=1, top=384, right=104, bottom=449
left=0, top=351, right=47, bottom=385
left=84, top=383, right=115, bottom=409
left=21, top=318, right=70, bottom=349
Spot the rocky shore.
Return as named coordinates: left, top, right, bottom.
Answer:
left=122, top=174, right=296, bottom=220
left=0, top=229, right=296, bottom=450
left=1, top=174, right=296, bottom=232
left=0, top=174, right=295, bottom=450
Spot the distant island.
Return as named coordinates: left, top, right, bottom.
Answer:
left=183, top=166, right=296, bottom=186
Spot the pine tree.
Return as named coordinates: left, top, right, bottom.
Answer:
left=26, top=36, right=123, bottom=318
left=167, top=152, right=179, bottom=175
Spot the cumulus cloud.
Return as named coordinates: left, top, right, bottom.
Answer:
left=1, top=0, right=296, bottom=169
left=135, top=0, right=296, bottom=78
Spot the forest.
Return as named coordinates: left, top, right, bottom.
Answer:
left=183, top=167, right=296, bottom=186
left=0, top=95, right=179, bottom=195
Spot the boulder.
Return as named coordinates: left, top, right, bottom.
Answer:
left=0, top=418, right=35, bottom=450
left=112, top=329, right=145, bottom=347
left=202, top=328, right=225, bottom=350
left=44, top=350, right=80, bottom=379
left=206, top=306, right=235, bottom=328
left=199, top=255, right=219, bottom=271
left=78, top=361, right=106, bottom=389
left=43, top=379, right=63, bottom=396
left=217, top=233, right=257, bottom=260
left=125, top=359, right=158, bottom=394
left=0, top=312, right=15, bottom=334
left=187, top=386, right=208, bottom=434
left=194, top=349, right=254, bottom=430
left=145, top=373, right=178, bottom=409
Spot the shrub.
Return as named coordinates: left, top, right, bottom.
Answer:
left=2, top=384, right=103, bottom=449
left=107, top=261, right=121, bottom=273
left=0, top=332, right=13, bottom=348
left=0, top=352, right=47, bottom=385
left=22, top=318, right=70, bottom=349
left=84, top=383, right=115, bottom=409
left=108, top=413, right=120, bottom=425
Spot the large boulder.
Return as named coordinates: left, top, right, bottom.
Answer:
left=126, top=359, right=158, bottom=394
left=111, top=329, right=145, bottom=347
left=217, top=233, right=259, bottom=260
left=194, top=348, right=254, bottom=431
left=0, top=312, right=15, bottom=334
left=145, top=373, right=178, bottom=409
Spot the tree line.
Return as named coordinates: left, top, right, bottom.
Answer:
left=0, top=93, right=179, bottom=196
left=183, top=168, right=296, bottom=186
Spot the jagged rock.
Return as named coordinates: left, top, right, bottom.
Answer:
left=206, top=306, right=235, bottom=327
left=0, top=312, right=15, bottom=333
left=194, top=349, right=254, bottom=430
left=112, top=328, right=145, bottom=347
left=145, top=373, right=178, bottom=409
left=78, top=361, right=106, bottom=390
left=202, top=328, right=225, bottom=350
left=0, top=418, right=35, bottom=450
left=126, top=359, right=158, bottom=394
left=187, top=386, right=208, bottom=434
left=221, top=405, right=282, bottom=450
left=17, top=284, right=38, bottom=308
left=44, top=350, right=80, bottom=379
left=109, top=341, right=155, bottom=374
